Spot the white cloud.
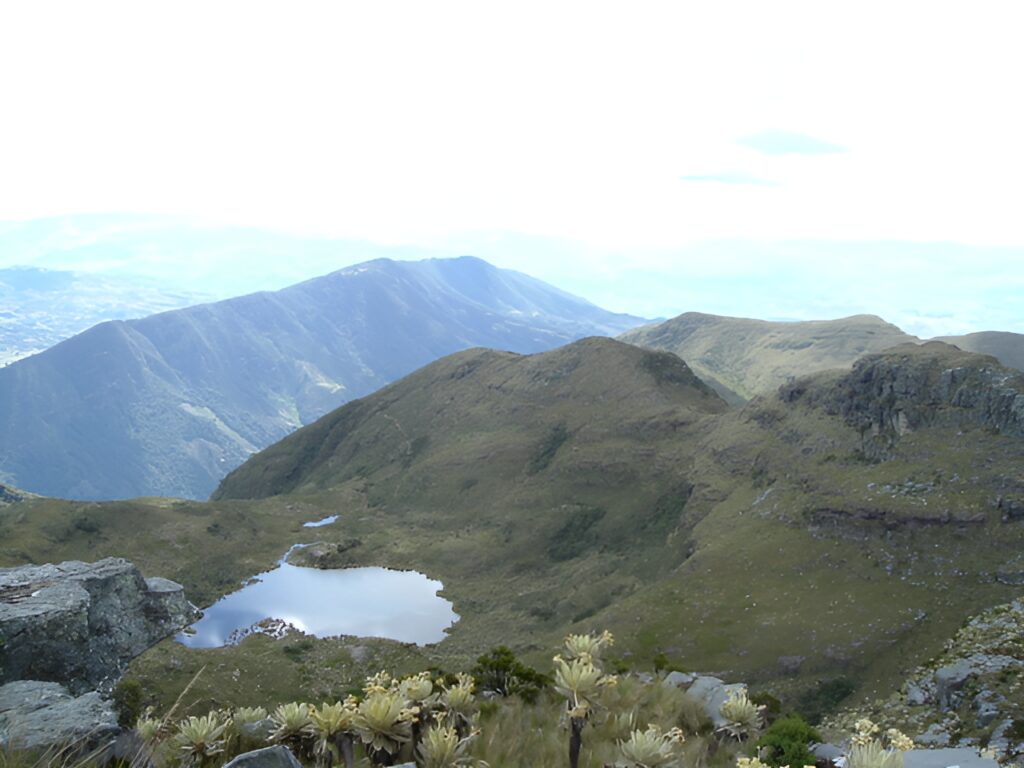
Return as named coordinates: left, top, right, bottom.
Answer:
left=1, top=1, right=1021, bottom=246
left=1, top=1, right=1022, bottom=333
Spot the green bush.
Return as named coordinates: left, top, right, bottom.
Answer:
left=756, top=713, right=821, bottom=768
left=112, top=677, right=146, bottom=727
left=471, top=646, right=549, bottom=703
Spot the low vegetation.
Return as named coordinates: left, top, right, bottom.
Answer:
left=3, top=340, right=1024, bottom=763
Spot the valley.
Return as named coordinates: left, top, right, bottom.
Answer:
left=3, top=336, right=1023, bottom=733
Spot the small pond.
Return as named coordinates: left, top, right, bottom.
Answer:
left=177, top=548, right=458, bottom=648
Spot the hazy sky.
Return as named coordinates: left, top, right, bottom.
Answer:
left=1, top=2, right=1022, bottom=335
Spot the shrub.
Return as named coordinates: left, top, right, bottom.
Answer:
left=755, top=714, right=821, bottom=768
left=471, top=646, right=549, bottom=703
left=112, top=677, right=146, bottom=728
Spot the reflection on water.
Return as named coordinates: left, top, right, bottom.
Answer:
left=303, top=515, right=339, bottom=528
left=177, top=553, right=458, bottom=648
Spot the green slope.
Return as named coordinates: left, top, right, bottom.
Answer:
left=620, top=312, right=918, bottom=401
left=3, top=339, right=1024, bottom=716
left=935, top=330, right=1024, bottom=372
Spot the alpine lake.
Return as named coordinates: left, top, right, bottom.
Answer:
left=177, top=515, right=458, bottom=648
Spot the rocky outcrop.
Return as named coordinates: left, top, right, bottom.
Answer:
left=833, top=598, right=1024, bottom=761
left=662, top=672, right=746, bottom=728
left=224, top=746, right=304, bottom=768
left=0, top=483, right=28, bottom=505
left=0, top=680, right=118, bottom=751
left=0, top=558, right=197, bottom=693
left=782, top=343, right=1024, bottom=455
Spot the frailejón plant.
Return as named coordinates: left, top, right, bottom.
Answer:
left=616, top=724, right=686, bottom=768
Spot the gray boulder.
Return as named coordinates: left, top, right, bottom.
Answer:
left=661, top=671, right=695, bottom=688
left=224, top=746, right=303, bottom=768
left=903, top=747, right=999, bottom=768
left=0, top=558, right=197, bottom=692
left=987, top=719, right=1015, bottom=755
left=239, top=717, right=276, bottom=749
left=914, top=723, right=952, bottom=748
left=686, top=675, right=746, bottom=727
left=906, top=680, right=932, bottom=706
left=0, top=680, right=118, bottom=752
left=812, top=742, right=845, bottom=762
left=973, top=693, right=1001, bottom=728
left=927, top=655, right=1018, bottom=711
left=933, top=660, right=976, bottom=709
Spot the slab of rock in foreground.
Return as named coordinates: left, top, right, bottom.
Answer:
left=0, top=558, right=197, bottom=692
left=0, top=680, right=118, bottom=751
left=224, top=745, right=303, bottom=768
left=904, top=747, right=999, bottom=768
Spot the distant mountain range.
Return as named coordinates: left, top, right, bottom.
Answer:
left=3, top=244, right=1023, bottom=503
left=620, top=313, right=919, bottom=403
left=935, top=331, right=1024, bottom=372
left=0, top=266, right=210, bottom=365
left=621, top=313, right=1024, bottom=402
left=0, top=256, right=644, bottom=500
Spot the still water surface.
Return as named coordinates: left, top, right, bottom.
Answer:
left=177, top=548, right=458, bottom=648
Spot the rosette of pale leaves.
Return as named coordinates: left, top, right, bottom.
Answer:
left=270, top=702, right=315, bottom=745
left=440, top=673, right=477, bottom=728
left=232, top=706, right=268, bottom=727
left=400, top=671, right=436, bottom=704
left=307, top=704, right=360, bottom=768
left=848, top=740, right=906, bottom=768
left=311, top=700, right=357, bottom=759
left=716, top=689, right=764, bottom=741
left=364, top=670, right=398, bottom=695
left=174, top=713, right=228, bottom=767
left=846, top=720, right=914, bottom=768
left=851, top=718, right=881, bottom=747
left=553, top=655, right=617, bottom=718
left=885, top=729, right=915, bottom=752
left=563, top=630, right=615, bottom=664
left=135, top=713, right=163, bottom=745
left=616, top=725, right=686, bottom=768
left=416, top=724, right=478, bottom=768
left=354, top=689, right=416, bottom=755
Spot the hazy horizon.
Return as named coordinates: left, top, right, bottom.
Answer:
left=2, top=3, right=1022, bottom=337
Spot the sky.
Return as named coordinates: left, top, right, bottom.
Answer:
left=1, top=1, right=1022, bottom=336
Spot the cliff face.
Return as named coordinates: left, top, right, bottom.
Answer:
left=782, top=342, right=1024, bottom=452
left=0, top=558, right=197, bottom=693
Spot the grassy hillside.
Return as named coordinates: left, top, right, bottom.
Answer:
left=3, top=340, right=1023, bottom=720
left=620, top=312, right=918, bottom=401
left=936, top=330, right=1024, bottom=372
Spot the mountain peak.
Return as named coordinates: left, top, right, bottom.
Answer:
left=621, top=311, right=919, bottom=402
left=214, top=337, right=724, bottom=501
left=0, top=257, right=647, bottom=500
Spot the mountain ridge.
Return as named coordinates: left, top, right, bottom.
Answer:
left=620, top=312, right=921, bottom=402
left=935, top=330, right=1024, bottom=373
left=0, top=257, right=646, bottom=501
left=213, top=336, right=726, bottom=501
